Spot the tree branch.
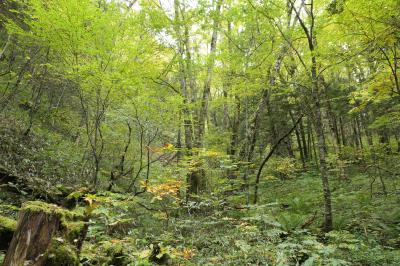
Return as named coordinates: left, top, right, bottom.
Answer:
left=253, top=113, right=303, bottom=204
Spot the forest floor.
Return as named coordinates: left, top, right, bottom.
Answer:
left=1, top=170, right=399, bottom=265
left=0, top=123, right=400, bottom=265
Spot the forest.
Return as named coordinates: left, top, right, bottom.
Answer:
left=0, top=0, right=399, bottom=265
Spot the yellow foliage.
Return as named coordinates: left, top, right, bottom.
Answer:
left=146, top=181, right=183, bottom=200
left=181, top=248, right=195, bottom=259
left=163, top=143, right=174, bottom=151
left=265, top=175, right=278, bottom=180
left=204, top=150, right=220, bottom=157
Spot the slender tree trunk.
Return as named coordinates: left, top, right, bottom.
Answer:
left=290, top=110, right=306, bottom=169
left=310, top=120, right=319, bottom=167
left=229, top=97, right=240, bottom=157
left=176, top=121, right=182, bottom=163
left=312, top=95, right=333, bottom=232
left=289, top=0, right=333, bottom=231
left=339, top=116, right=347, bottom=146
left=299, top=117, right=308, bottom=161
left=239, top=47, right=287, bottom=163
left=222, top=90, right=229, bottom=130
left=196, top=0, right=223, bottom=148
left=353, top=118, right=360, bottom=149
left=355, top=116, right=363, bottom=149
left=185, top=0, right=223, bottom=195
left=307, top=118, right=313, bottom=161
left=394, top=133, right=400, bottom=153
left=378, top=129, right=391, bottom=153
left=239, top=89, right=268, bottom=162
left=227, top=97, right=240, bottom=180
left=174, top=0, right=195, bottom=196
left=322, top=82, right=346, bottom=179
left=362, top=111, right=374, bottom=146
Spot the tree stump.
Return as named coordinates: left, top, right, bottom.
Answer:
left=2, top=201, right=62, bottom=266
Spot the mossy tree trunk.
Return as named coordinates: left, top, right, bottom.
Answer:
left=3, top=203, right=61, bottom=266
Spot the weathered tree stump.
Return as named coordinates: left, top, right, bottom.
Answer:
left=3, top=201, right=62, bottom=266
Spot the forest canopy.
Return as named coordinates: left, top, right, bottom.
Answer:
left=0, top=0, right=399, bottom=265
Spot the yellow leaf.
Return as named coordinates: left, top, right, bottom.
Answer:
left=138, top=249, right=151, bottom=258
left=84, top=197, right=93, bottom=206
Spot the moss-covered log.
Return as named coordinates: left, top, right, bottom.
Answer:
left=2, top=201, right=62, bottom=266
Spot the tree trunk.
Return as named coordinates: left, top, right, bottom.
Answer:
left=290, top=110, right=306, bottom=169
left=187, top=0, right=222, bottom=195
left=174, top=0, right=195, bottom=197
left=353, top=118, right=360, bottom=149
left=395, top=133, right=400, bottom=153
left=379, top=129, right=391, bottom=153
left=339, top=116, right=347, bottom=146
left=355, top=116, right=363, bottom=149
left=299, top=117, right=309, bottom=161
left=196, top=0, right=222, bottom=148
left=362, top=111, right=374, bottom=146
left=322, top=82, right=346, bottom=179
left=307, top=118, right=313, bottom=161
left=289, top=0, right=333, bottom=231
left=229, top=97, right=240, bottom=157
left=3, top=202, right=62, bottom=266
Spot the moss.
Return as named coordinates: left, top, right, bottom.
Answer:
left=0, top=252, right=5, bottom=265
left=21, top=201, right=84, bottom=224
left=0, top=215, right=17, bottom=250
left=22, top=201, right=90, bottom=248
left=0, top=215, right=17, bottom=231
left=22, top=201, right=65, bottom=215
left=63, top=220, right=86, bottom=242
left=43, top=241, right=79, bottom=266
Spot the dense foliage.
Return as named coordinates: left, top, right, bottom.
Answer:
left=0, top=0, right=399, bottom=265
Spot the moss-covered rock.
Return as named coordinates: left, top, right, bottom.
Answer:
left=63, top=220, right=87, bottom=243
left=0, top=215, right=17, bottom=230
left=0, top=215, right=17, bottom=250
left=43, top=241, right=79, bottom=266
